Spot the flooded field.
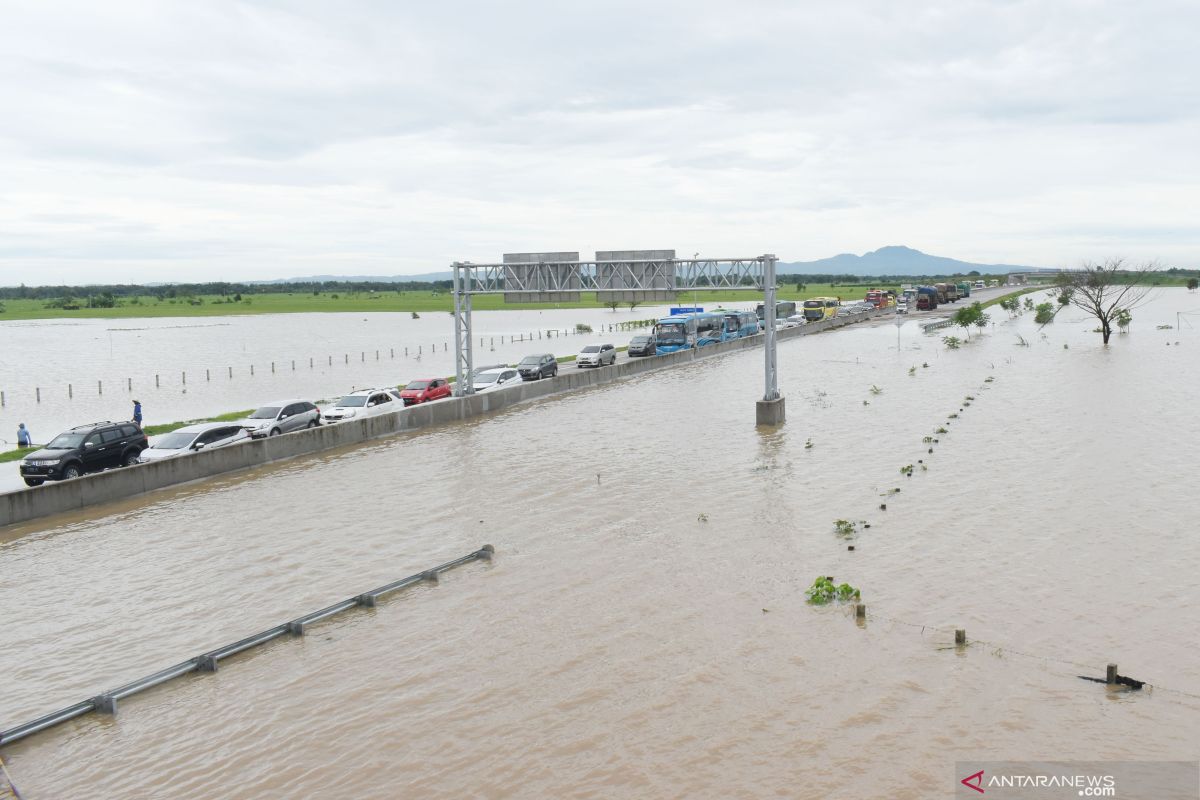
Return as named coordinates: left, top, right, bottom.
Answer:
left=1, top=290, right=1197, bottom=798
left=0, top=303, right=699, bottom=451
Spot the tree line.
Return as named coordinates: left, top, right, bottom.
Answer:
left=0, top=279, right=456, bottom=302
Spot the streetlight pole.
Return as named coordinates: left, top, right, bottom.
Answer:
left=756, top=253, right=784, bottom=425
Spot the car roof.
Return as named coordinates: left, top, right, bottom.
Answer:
left=258, top=399, right=310, bottom=406
left=66, top=421, right=118, bottom=432
left=169, top=422, right=241, bottom=434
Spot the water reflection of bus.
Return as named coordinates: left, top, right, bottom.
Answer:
left=713, top=309, right=761, bottom=339
left=803, top=297, right=840, bottom=321
left=655, top=312, right=726, bottom=353
left=755, top=301, right=797, bottom=325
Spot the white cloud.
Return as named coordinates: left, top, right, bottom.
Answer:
left=1, top=0, right=1197, bottom=284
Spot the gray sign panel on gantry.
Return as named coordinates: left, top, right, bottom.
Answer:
left=595, top=250, right=676, bottom=303
left=503, top=252, right=581, bottom=302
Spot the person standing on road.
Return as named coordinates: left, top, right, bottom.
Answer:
left=132, top=400, right=143, bottom=429
left=17, top=423, right=31, bottom=447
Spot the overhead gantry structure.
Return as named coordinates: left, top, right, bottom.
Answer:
left=450, top=250, right=784, bottom=424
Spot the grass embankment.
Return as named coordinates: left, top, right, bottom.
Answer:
left=142, top=409, right=255, bottom=437
left=977, top=286, right=1043, bottom=310
left=0, top=285, right=910, bottom=321
left=0, top=447, right=37, bottom=463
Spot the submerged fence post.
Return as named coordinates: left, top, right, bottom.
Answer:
left=250, top=365, right=255, bottom=376
left=69, top=383, right=73, bottom=399
left=155, top=374, right=160, bottom=388
left=36, top=387, right=40, bottom=403
left=228, top=366, right=233, bottom=379
left=271, top=362, right=275, bottom=373
left=855, top=603, right=866, bottom=619
left=206, top=369, right=210, bottom=382
left=1107, top=663, right=1118, bottom=685
left=128, top=378, right=132, bottom=391
left=98, top=380, right=103, bottom=395
left=955, top=629, right=967, bottom=645
left=182, top=371, right=186, bottom=385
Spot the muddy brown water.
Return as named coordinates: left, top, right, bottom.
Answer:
left=1, top=291, right=1198, bottom=798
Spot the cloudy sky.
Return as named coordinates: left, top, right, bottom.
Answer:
left=1, top=0, right=1197, bottom=285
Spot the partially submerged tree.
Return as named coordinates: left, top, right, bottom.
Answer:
left=1055, top=259, right=1155, bottom=344
left=1188, top=277, right=1198, bottom=292
left=951, top=301, right=989, bottom=339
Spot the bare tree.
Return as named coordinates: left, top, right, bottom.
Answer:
left=1055, top=259, right=1155, bottom=344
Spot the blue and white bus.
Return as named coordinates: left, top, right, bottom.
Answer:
left=655, top=312, right=727, bottom=353
left=715, top=309, right=760, bottom=339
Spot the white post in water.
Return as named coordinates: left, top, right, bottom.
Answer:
left=756, top=253, right=785, bottom=425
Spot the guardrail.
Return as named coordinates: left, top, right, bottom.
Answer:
left=0, top=545, right=494, bottom=748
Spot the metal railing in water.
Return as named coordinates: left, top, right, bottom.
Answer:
left=0, top=545, right=494, bottom=748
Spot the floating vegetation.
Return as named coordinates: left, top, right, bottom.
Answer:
left=575, top=323, right=593, bottom=333
left=1015, top=335, right=1030, bottom=347
left=863, top=400, right=869, bottom=406
left=965, top=395, right=976, bottom=401
left=869, top=385, right=883, bottom=395
left=949, top=413, right=959, bottom=419
left=804, top=438, right=814, bottom=449
left=1063, top=343, right=1069, bottom=349
left=1157, top=324, right=1173, bottom=330
left=899, top=464, right=914, bottom=476
left=936, top=427, right=948, bottom=434
left=834, top=519, right=857, bottom=537
left=922, top=435, right=934, bottom=443
left=922, top=362, right=929, bottom=368
left=806, top=576, right=860, bottom=605
left=697, top=512, right=709, bottom=523
left=942, top=335, right=961, bottom=349
left=984, top=376, right=995, bottom=383
left=908, top=366, right=917, bottom=375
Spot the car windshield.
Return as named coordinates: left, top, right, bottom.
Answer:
left=152, top=432, right=196, bottom=450
left=337, top=395, right=369, bottom=407
left=581, top=346, right=600, bottom=353
left=474, top=371, right=502, bottom=384
left=405, top=381, right=429, bottom=390
left=519, top=357, right=541, bottom=366
left=249, top=407, right=280, bottom=419
left=46, top=433, right=85, bottom=449
left=630, top=337, right=648, bottom=344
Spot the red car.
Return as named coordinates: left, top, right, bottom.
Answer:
left=400, top=378, right=452, bottom=406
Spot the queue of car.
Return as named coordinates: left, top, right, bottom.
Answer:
left=14, top=331, right=687, bottom=488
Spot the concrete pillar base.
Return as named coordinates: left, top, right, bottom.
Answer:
left=756, top=397, right=786, bottom=426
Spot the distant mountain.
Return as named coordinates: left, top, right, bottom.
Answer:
left=778, top=246, right=1044, bottom=277
left=252, top=247, right=1042, bottom=284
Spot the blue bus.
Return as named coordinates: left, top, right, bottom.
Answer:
left=727, top=310, right=760, bottom=338
left=655, top=312, right=727, bottom=352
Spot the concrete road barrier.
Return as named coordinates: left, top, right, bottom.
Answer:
left=0, top=308, right=891, bottom=528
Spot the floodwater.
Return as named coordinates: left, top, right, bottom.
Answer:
left=0, top=302, right=702, bottom=450
left=1, top=290, right=1198, bottom=798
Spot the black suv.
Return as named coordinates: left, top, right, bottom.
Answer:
left=517, top=353, right=558, bottom=381
left=19, top=421, right=149, bottom=487
left=627, top=334, right=657, bottom=357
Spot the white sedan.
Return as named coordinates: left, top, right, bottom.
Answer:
left=472, top=368, right=521, bottom=393
left=321, top=388, right=402, bottom=423
left=139, top=422, right=249, bottom=462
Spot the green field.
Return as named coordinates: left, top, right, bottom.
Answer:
left=0, top=285, right=915, bottom=321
